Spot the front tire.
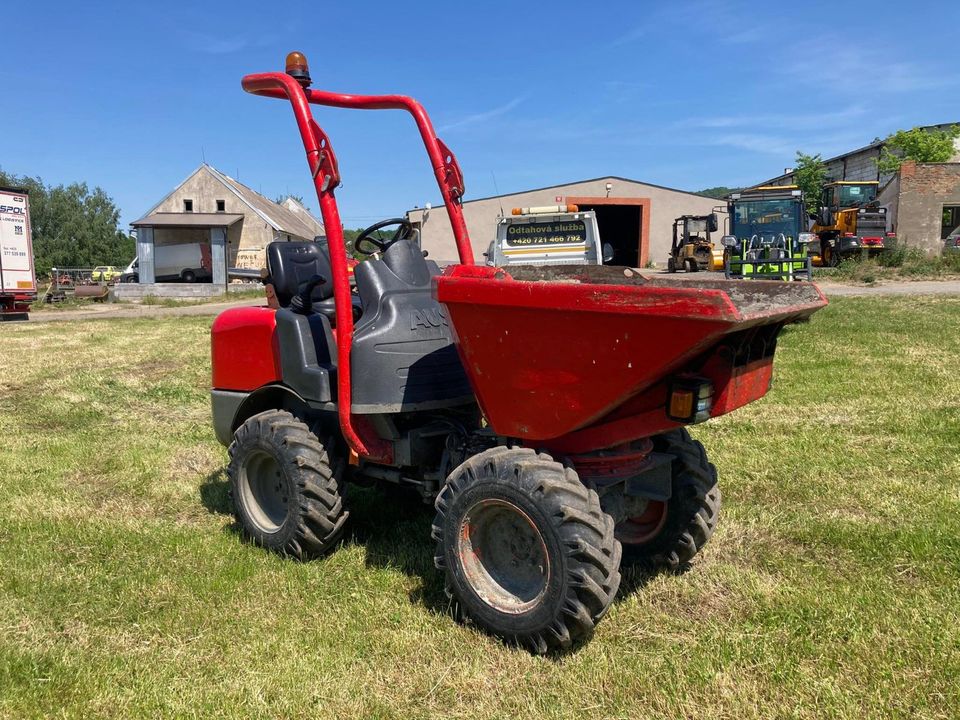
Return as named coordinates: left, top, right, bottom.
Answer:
left=618, top=429, right=720, bottom=570
left=228, top=410, right=348, bottom=559
left=432, top=447, right=621, bottom=654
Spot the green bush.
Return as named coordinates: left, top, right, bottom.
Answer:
left=831, top=247, right=960, bottom=283
left=832, top=257, right=880, bottom=284
left=875, top=244, right=907, bottom=268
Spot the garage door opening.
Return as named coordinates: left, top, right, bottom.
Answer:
left=566, top=197, right=649, bottom=267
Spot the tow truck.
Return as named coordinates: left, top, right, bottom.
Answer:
left=485, top=204, right=611, bottom=267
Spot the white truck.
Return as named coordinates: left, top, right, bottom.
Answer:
left=0, top=186, right=37, bottom=320
left=121, top=242, right=212, bottom=283
left=485, top=205, right=611, bottom=267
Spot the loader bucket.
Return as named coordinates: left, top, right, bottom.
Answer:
left=434, top=264, right=825, bottom=447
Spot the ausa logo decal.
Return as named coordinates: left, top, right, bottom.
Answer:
left=410, top=307, right=447, bottom=330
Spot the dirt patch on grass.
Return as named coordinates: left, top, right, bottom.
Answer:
left=131, top=357, right=185, bottom=382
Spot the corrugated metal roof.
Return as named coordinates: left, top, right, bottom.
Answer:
left=758, top=122, right=959, bottom=185
left=131, top=212, right=244, bottom=227
left=457, top=175, right=719, bottom=205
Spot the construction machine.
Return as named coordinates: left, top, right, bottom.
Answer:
left=812, top=181, right=894, bottom=266
left=722, top=186, right=813, bottom=280
left=209, top=51, right=827, bottom=654
left=667, top=213, right=723, bottom=272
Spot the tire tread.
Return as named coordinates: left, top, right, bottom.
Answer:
left=432, top=447, right=621, bottom=654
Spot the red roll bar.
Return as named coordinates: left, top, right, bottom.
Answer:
left=241, top=71, right=474, bottom=463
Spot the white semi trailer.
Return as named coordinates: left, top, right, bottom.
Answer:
left=0, top=186, right=37, bottom=320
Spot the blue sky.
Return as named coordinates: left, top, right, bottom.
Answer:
left=2, top=0, right=957, bottom=228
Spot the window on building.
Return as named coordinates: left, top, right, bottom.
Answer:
left=942, top=206, right=960, bottom=239
left=183, top=199, right=193, bottom=213
left=216, top=199, right=225, bottom=212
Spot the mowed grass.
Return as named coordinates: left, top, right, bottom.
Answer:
left=0, top=297, right=958, bottom=719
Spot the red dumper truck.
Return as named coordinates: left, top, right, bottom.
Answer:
left=209, top=52, right=827, bottom=653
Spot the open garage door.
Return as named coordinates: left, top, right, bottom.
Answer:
left=566, top=197, right=649, bottom=267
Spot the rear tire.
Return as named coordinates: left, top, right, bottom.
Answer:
left=432, top=447, right=621, bottom=654
left=618, top=429, right=720, bottom=570
left=822, top=242, right=838, bottom=267
left=182, top=269, right=196, bottom=283
left=228, top=410, right=348, bottom=559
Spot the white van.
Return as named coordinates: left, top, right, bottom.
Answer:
left=121, top=242, right=212, bottom=283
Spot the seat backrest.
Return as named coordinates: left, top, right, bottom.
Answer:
left=266, top=241, right=334, bottom=307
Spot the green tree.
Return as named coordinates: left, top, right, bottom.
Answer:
left=793, top=152, right=827, bottom=215
left=697, top=186, right=743, bottom=199
left=877, top=125, right=960, bottom=174
left=0, top=169, right=133, bottom=273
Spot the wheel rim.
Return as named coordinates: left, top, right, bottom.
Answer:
left=457, top=499, right=550, bottom=614
left=616, top=500, right=668, bottom=545
left=239, top=450, right=288, bottom=533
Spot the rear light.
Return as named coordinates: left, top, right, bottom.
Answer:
left=667, top=378, right=713, bottom=424
left=886, top=232, right=896, bottom=237
left=954, top=238, right=960, bottom=247
left=843, top=232, right=856, bottom=238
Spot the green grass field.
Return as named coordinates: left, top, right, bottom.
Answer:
left=1, top=297, right=958, bottom=719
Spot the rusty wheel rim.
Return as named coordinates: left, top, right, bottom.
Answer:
left=616, top=500, right=668, bottom=545
left=457, top=499, right=549, bottom=614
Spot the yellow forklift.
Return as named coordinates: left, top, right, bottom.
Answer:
left=667, top=213, right=723, bottom=272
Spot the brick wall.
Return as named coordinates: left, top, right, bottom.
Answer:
left=896, top=160, right=960, bottom=253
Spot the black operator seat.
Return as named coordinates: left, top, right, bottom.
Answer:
left=264, top=240, right=360, bottom=407
left=350, top=239, right=473, bottom=414
left=266, top=241, right=361, bottom=321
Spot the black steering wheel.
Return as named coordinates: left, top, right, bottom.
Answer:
left=354, top=218, right=414, bottom=256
